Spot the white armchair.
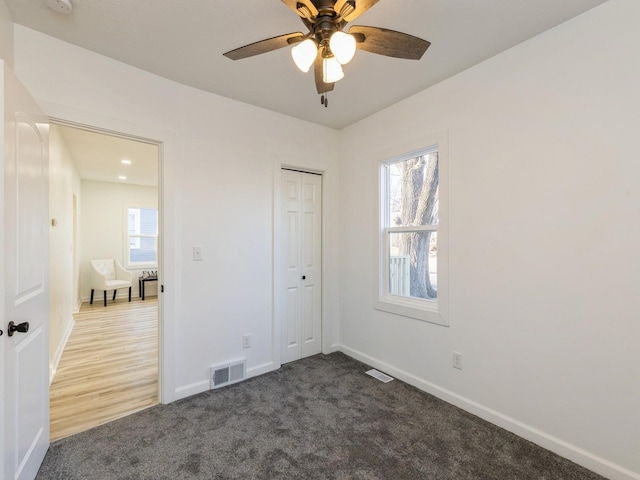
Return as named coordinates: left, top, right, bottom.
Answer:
left=90, top=259, right=132, bottom=307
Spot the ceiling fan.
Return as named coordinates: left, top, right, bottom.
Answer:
left=223, top=0, right=431, bottom=107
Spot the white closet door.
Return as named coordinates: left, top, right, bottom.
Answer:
left=281, top=170, right=322, bottom=364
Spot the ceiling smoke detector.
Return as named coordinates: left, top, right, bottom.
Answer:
left=43, top=0, right=73, bottom=14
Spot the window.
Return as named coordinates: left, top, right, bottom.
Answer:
left=376, top=140, right=448, bottom=325
left=126, top=207, right=158, bottom=266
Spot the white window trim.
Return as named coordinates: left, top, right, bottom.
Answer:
left=124, top=206, right=159, bottom=269
left=128, top=209, right=141, bottom=249
left=374, top=133, right=449, bottom=326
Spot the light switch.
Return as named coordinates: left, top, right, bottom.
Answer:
left=193, top=246, right=203, bottom=261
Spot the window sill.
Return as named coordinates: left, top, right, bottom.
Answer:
left=126, top=263, right=158, bottom=270
left=374, top=296, right=448, bottom=326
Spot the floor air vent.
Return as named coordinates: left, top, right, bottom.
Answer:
left=210, top=359, right=246, bottom=389
left=365, top=369, right=394, bottom=383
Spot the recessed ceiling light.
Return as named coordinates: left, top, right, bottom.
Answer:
left=121, top=159, right=132, bottom=165
left=42, top=0, right=73, bottom=14
left=118, top=175, right=127, bottom=180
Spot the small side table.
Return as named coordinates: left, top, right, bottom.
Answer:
left=138, top=275, right=158, bottom=300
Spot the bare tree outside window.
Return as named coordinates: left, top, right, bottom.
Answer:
left=386, top=151, right=439, bottom=300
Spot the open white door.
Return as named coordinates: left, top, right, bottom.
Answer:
left=1, top=63, right=50, bottom=480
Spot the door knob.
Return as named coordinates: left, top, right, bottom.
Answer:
left=302, top=275, right=306, bottom=280
left=8, top=321, right=29, bottom=337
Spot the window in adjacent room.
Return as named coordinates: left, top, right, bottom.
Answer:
left=376, top=139, right=448, bottom=325
left=126, top=207, right=158, bottom=266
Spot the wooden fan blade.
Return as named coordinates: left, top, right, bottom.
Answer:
left=349, top=25, right=430, bottom=60
left=223, top=32, right=305, bottom=60
left=314, top=54, right=335, bottom=94
left=281, top=0, right=318, bottom=19
left=335, top=0, right=379, bottom=22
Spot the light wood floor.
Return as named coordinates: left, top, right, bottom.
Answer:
left=49, top=297, right=159, bottom=442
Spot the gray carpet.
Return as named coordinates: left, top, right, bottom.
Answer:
left=36, top=352, right=605, bottom=480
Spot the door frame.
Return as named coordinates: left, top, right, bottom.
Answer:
left=273, top=161, right=327, bottom=369
left=0, top=62, right=6, bottom=477
left=47, top=113, right=176, bottom=404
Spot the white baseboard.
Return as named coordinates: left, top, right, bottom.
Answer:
left=50, top=318, right=75, bottom=384
left=174, top=380, right=210, bottom=401
left=81, top=292, right=142, bottom=305
left=338, top=345, right=639, bottom=480
left=72, top=299, right=82, bottom=314
left=174, top=361, right=280, bottom=402
left=247, top=361, right=277, bottom=378
left=323, top=343, right=341, bottom=355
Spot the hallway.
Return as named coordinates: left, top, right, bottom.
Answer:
left=49, top=297, right=158, bottom=442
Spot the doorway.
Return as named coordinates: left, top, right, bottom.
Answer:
left=281, top=169, right=322, bottom=364
left=72, top=194, right=79, bottom=308
left=47, top=121, right=162, bottom=441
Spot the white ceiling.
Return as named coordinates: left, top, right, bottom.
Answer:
left=8, top=0, right=607, bottom=129
left=56, top=124, right=159, bottom=187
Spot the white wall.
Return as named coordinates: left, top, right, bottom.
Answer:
left=80, top=179, right=158, bottom=301
left=0, top=0, right=13, bottom=67
left=338, top=1, right=639, bottom=480
left=48, top=124, right=82, bottom=378
left=12, top=24, right=341, bottom=402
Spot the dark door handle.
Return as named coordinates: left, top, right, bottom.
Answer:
left=302, top=276, right=306, bottom=280
left=8, top=321, right=29, bottom=337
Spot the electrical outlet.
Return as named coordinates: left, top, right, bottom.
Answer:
left=452, top=351, right=463, bottom=370
left=193, top=246, right=203, bottom=261
left=242, top=334, right=250, bottom=349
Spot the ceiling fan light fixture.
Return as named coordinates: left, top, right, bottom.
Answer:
left=323, top=56, right=344, bottom=83
left=225, top=1, right=431, bottom=102
left=291, top=38, right=318, bottom=73
left=329, top=31, right=356, bottom=65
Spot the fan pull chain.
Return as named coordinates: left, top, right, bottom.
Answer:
left=320, top=93, right=329, bottom=108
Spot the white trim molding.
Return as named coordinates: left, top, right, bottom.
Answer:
left=338, top=345, right=640, bottom=480
left=49, top=318, right=75, bottom=384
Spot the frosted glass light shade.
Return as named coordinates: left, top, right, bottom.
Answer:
left=329, top=31, right=356, bottom=65
left=323, top=56, right=344, bottom=83
left=291, top=39, right=317, bottom=73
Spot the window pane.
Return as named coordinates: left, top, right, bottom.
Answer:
left=127, top=207, right=157, bottom=264
left=128, top=212, right=137, bottom=234
left=129, top=236, right=140, bottom=249
left=139, top=208, right=158, bottom=235
left=388, top=152, right=439, bottom=227
left=389, top=231, right=437, bottom=300
left=130, top=236, right=157, bottom=263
